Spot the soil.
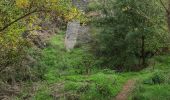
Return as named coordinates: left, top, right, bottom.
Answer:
left=115, top=79, right=136, bottom=100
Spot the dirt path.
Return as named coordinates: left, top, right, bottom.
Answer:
left=115, top=79, right=136, bottom=100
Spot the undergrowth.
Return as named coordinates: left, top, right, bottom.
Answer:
left=31, top=33, right=170, bottom=100
left=129, top=55, right=170, bottom=100
left=32, top=33, right=129, bottom=100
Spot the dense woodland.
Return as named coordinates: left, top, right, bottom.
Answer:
left=1, top=0, right=170, bottom=100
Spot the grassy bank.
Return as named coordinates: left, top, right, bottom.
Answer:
left=18, top=33, right=170, bottom=100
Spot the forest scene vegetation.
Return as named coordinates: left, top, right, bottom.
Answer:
left=1, top=0, right=170, bottom=100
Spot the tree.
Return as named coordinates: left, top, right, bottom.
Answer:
left=90, top=0, right=168, bottom=71
left=0, top=0, right=82, bottom=32
left=0, top=0, right=83, bottom=82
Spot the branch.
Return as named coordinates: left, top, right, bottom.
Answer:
left=159, top=0, right=169, bottom=14
left=132, top=8, right=167, bottom=32
left=0, top=9, right=40, bottom=32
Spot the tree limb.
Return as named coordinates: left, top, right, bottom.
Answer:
left=0, top=9, right=39, bottom=32
left=159, top=0, right=169, bottom=14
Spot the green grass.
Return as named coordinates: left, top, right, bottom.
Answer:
left=130, top=83, right=170, bottom=100
left=63, top=72, right=128, bottom=100
left=129, top=55, right=170, bottom=100
left=32, top=33, right=132, bottom=100
left=33, top=33, right=170, bottom=100
left=34, top=84, right=53, bottom=100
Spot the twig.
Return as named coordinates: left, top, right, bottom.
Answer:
left=159, top=0, right=169, bottom=14
left=0, top=9, right=51, bottom=33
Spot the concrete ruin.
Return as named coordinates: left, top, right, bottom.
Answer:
left=65, top=0, right=91, bottom=51
left=65, top=21, right=80, bottom=51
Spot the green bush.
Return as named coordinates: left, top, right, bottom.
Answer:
left=0, top=31, right=33, bottom=83
left=91, top=0, right=167, bottom=70
left=143, top=71, right=165, bottom=85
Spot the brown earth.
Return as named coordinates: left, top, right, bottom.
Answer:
left=115, top=79, right=136, bottom=100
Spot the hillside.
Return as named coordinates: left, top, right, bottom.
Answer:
left=1, top=0, right=170, bottom=100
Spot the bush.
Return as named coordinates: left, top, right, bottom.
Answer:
left=91, top=0, right=167, bottom=70
left=0, top=32, right=34, bottom=83
left=143, top=71, right=165, bottom=85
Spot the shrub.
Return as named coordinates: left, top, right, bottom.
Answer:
left=91, top=0, right=167, bottom=70
left=143, top=71, right=165, bottom=85
left=0, top=32, right=33, bottom=83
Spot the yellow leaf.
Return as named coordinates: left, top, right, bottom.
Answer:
left=16, top=0, right=30, bottom=8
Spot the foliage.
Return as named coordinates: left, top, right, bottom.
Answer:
left=33, top=33, right=96, bottom=83
left=131, top=84, right=170, bottom=100
left=0, top=26, right=32, bottom=83
left=34, top=85, right=53, bottom=100
left=130, top=55, right=170, bottom=100
left=143, top=70, right=165, bottom=85
left=0, top=0, right=85, bottom=84
left=1, top=0, right=170, bottom=99
left=89, top=0, right=169, bottom=70
left=61, top=72, right=128, bottom=100
left=32, top=33, right=128, bottom=100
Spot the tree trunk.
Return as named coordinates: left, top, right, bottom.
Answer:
left=141, top=35, right=145, bottom=67
left=167, top=0, right=170, bottom=31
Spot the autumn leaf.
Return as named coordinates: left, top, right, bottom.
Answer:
left=16, top=0, right=30, bottom=8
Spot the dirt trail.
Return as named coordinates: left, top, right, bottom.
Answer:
left=115, top=79, right=136, bottom=100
